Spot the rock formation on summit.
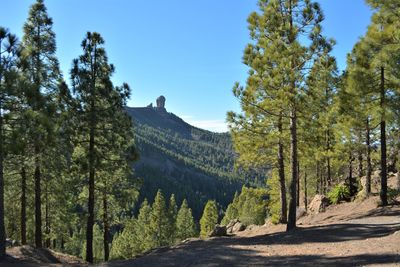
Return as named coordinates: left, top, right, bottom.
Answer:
left=156, top=95, right=166, bottom=111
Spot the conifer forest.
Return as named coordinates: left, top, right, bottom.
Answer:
left=0, top=0, right=400, bottom=266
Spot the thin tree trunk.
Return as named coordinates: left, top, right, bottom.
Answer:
left=277, top=116, right=287, bottom=223
left=358, top=154, right=363, bottom=177
left=86, top=43, right=97, bottom=263
left=326, top=129, right=332, bottom=187
left=304, top=170, right=308, bottom=211
left=366, top=118, right=372, bottom=194
left=348, top=153, right=355, bottom=196
left=296, top=163, right=300, bottom=207
left=316, top=163, right=321, bottom=194
left=34, top=151, right=42, bottom=248
left=45, top=179, right=50, bottom=248
left=287, top=109, right=298, bottom=231
left=0, top=94, right=5, bottom=258
left=21, top=167, right=27, bottom=245
left=380, top=67, right=388, bottom=206
left=103, top=191, right=109, bottom=261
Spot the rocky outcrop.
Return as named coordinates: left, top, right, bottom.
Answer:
left=156, top=95, right=166, bottom=112
left=208, top=225, right=227, bottom=237
left=309, top=194, right=329, bottom=214
left=296, top=207, right=307, bottom=219
left=226, top=219, right=246, bottom=234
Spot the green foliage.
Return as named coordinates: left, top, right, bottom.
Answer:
left=221, top=192, right=239, bottom=225
left=222, top=187, right=268, bottom=226
left=199, top=200, right=218, bottom=238
left=149, top=190, right=170, bottom=247
left=80, top=224, right=104, bottom=263
left=175, top=199, right=196, bottom=241
left=266, top=172, right=283, bottom=225
left=328, top=184, right=350, bottom=204
left=129, top=107, right=265, bottom=221
left=387, top=188, right=400, bottom=203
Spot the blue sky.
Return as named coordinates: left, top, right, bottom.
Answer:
left=1, top=0, right=372, bottom=132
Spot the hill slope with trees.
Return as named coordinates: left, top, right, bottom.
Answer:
left=126, top=100, right=264, bottom=220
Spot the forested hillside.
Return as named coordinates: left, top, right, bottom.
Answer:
left=126, top=100, right=264, bottom=219
left=1, top=0, right=400, bottom=266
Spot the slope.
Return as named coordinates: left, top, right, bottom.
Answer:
left=125, top=97, right=263, bottom=219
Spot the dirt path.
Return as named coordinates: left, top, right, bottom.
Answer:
left=101, top=197, right=400, bottom=267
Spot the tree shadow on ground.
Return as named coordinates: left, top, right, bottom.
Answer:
left=104, top=242, right=400, bottom=267
left=103, top=218, right=400, bottom=267
left=232, top=222, right=400, bottom=246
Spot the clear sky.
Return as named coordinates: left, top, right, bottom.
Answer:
left=1, top=0, right=372, bottom=132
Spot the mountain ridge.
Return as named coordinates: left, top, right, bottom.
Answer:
left=125, top=97, right=263, bottom=219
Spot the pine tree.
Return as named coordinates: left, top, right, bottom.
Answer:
left=167, top=194, right=178, bottom=244
left=21, top=0, right=61, bottom=248
left=70, top=31, right=132, bottom=263
left=200, top=200, right=218, bottom=238
left=228, top=0, right=333, bottom=231
left=175, top=199, right=196, bottom=241
left=149, top=190, right=169, bottom=247
left=0, top=27, right=19, bottom=258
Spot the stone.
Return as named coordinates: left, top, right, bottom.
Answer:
left=308, top=194, right=329, bottom=214
left=226, top=219, right=239, bottom=233
left=208, top=225, right=227, bottom=237
left=296, top=207, right=306, bottom=219
left=232, top=222, right=246, bottom=232
left=156, top=95, right=166, bottom=111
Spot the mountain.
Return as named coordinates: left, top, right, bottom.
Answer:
left=125, top=96, right=264, bottom=219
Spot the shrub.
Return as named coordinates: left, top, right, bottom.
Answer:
left=388, top=188, right=400, bottom=203
left=328, top=184, right=350, bottom=204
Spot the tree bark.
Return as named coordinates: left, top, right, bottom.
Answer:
left=21, top=167, right=27, bottom=245
left=277, top=116, right=287, bottom=223
left=287, top=109, right=298, bottom=231
left=103, top=191, right=109, bottom=261
left=304, top=170, right=308, bottom=211
left=34, top=153, right=42, bottom=248
left=296, top=163, right=300, bottom=207
left=348, top=153, right=355, bottom=196
left=366, top=118, right=372, bottom=194
left=45, top=179, right=50, bottom=248
left=326, top=129, right=332, bottom=187
left=380, top=66, right=388, bottom=206
left=86, top=42, right=97, bottom=263
left=0, top=92, right=5, bottom=258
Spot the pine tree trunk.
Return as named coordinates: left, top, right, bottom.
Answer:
left=0, top=98, right=5, bottom=258
left=380, top=67, right=388, bottom=206
left=86, top=44, right=98, bottom=264
left=296, top=164, right=300, bottom=207
left=277, top=117, right=287, bottom=223
left=287, top=109, right=298, bottom=231
left=316, top=163, right=321, bottom=194
left=103, top=191, right=109, bottom=261
left=34, top=151, right=42, bottom=248
left=348, top=153, right=355, bottom=196
left=45, top=180, right=50, bottom=248
left=358, top=152, right=363, bottom=178
left=366, top=118, right=372, bottom=194
left=304, top=171, right=308, bottom=211
left=86, top=119, right=95, bottom=263
left=326, top=129, right=332, bottom=187
left=21, top=167, right=27, bottom=245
